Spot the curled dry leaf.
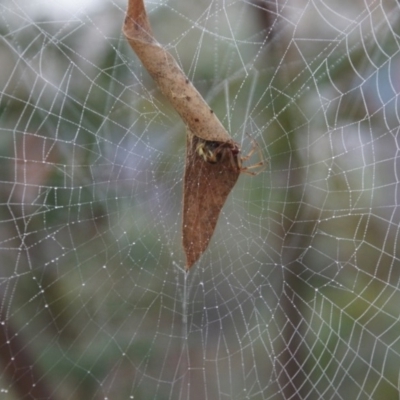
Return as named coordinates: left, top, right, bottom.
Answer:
left=123, top=0, right=247, bottom=270
left=182, top=132, right=240, bottom=269
left=123, top=0, right=231, bottom=143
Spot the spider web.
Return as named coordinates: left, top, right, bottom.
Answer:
left=1, top=0, right=400, bottom=399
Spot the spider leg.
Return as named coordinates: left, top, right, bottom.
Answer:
left=238, top=136, right=267, bottom=176
left=239, top=161, right=266, bottom=175
left=230, top=150, right=241, bottom=171
left=239, top=170, right=257, bottom=176
left=239, top=144, right=256, bottom=163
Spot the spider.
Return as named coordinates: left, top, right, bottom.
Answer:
left=195, top=136, right=265, bottom=176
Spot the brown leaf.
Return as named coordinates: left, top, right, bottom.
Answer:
left=123, top=0, right=231, bottom=143
left=123, top=0, right=246, bottom=271
left=182, top=132, right=240, bottom=270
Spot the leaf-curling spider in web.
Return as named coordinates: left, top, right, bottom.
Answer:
left=195, top=135, right=266, bottom=176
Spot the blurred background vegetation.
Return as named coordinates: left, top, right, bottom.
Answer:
left=1, top=0, right=400, bottom=399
